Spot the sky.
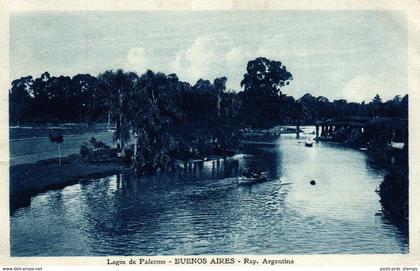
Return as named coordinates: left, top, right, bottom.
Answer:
left=10, top=10, right=407, bottom=102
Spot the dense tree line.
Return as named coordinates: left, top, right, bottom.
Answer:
left=296, top=93, right=408, bottom=122
left=9, top=58, right=408, bottom=128
left=9, top=57, right=408, bottom=172
left=9, top=72, right=102, bottom=124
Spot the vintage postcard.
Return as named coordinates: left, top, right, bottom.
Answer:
left=0, top=0, right=419, bottom=270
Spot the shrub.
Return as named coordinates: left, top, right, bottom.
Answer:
left=80, top=137, right=117, bottom=163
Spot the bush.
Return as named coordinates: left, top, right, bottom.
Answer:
left=80, top=144, right=90, bottom=158
left=379, top=168, right=408, bottom=220
left=378, top=146, right=408, bottom=221
left=80, top=137, right=117, bottom=163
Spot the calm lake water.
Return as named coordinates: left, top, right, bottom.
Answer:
left=10, top=130, right=408, bottom=256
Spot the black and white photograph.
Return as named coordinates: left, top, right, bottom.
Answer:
left=1, top=1, right=419, bottom=269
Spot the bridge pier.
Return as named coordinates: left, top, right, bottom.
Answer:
left=316, top=117, right=407, bottom=147
left=321, top=126, right=326, bottom=136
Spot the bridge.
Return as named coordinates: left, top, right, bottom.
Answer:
left=314, top=117, right=408, bottom=143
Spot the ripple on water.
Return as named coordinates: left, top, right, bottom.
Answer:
left=10, top=133, right=408, bottom=255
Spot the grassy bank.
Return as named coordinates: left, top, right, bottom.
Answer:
left=10, top=154, right=129, bottom=197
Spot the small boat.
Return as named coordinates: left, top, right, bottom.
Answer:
left=390, top=142, right=405, bottom=150
left=238, top=171, right=269, bottom=184
left=305, top=139, right=313, bottom=147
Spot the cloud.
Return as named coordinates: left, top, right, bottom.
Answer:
left=169, top=32, right=254, bottom=90
left=126, top=33, right=300, bottom=91
left=341, top=74, right=402, bottom=102
left=125, top=36, right=251, bottom=90
left=225, top=47, right=247, bottom=65
left=126, top=47, right=148, bottom=74
left=170, top=33, right=233, bottom=84
left=168, top=34, right=305, bottom=91
left=255, top=46, right=277, bottom=59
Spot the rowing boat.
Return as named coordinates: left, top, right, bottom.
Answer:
left=237, top=171, right=269, bottom=184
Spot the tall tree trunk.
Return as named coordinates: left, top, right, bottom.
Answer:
left=107, top=111, right=111, bottom=129
left=119, top=113, right=124, bottom=151
left=133, top=135, right=138, bottom=168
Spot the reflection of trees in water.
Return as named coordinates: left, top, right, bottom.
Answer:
left=10, top=191, right=32, bottom=213
left=365, top=151, right=392, bottom=173
left=11, top=147, right=283, bottom=255
left=77, top=168, right=244, bottom=254
left=187, top=151, right=280, bottom=180
left=241, top=147, right=280, bottom=178
left=223, top=158, right=240, bottom=178
left=379, top=212, right=408, bottom=249
left=78, top=174, right=169, bottom=252
left=179, top=158, right=241, bottom=180
left=77, top=154, right=268, bottom=252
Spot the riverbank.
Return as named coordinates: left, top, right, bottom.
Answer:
left=10, top=154, right=129, bottom=198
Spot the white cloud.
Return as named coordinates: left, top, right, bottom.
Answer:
left=125, top=37, right=251, bottom=90
left=341, top=74, right=402, bottom=102
left=126, top=33, right=299, bottom=91
left=255, top=46, right=277, bottom=59
left=126, top=47, right=148, bottom=74
left=168, top=34, right=302, bottom=90
left=225, top=47, right=246, bottom=64
left=170, top=33, right=237, bottom=86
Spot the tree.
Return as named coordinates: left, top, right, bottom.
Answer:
left=240, top=57, right=293, bottom=128
left=193, top=79, right=214, bottom=93
left=400, top=94, right=408, bottom=119
left=32, top=72, right=51, bottom=122
left=45, top=75, right=72, bottom=122
left=9, top=76, right=33, bottom=125
left=97, top=69, right=136, bottom=152
left=241, top=57, right=293, bottom=96
left=370, top=94, right=383, bottom=118
left=372, top=94, right=382, bottom=104
left=49, top=131, right=64, bottom=166
left=213, top=77, right=227, bottom=118
left=70, top=74, right=98, bottom=123
left=290, top=99, right=311, bottom=138
left=125, top=70, right=183, bottom=172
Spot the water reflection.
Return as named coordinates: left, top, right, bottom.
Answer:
left=10, top=133, right=408, bottom=255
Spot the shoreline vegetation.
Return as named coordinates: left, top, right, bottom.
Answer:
left=9, top=57, right=408, bottom=221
